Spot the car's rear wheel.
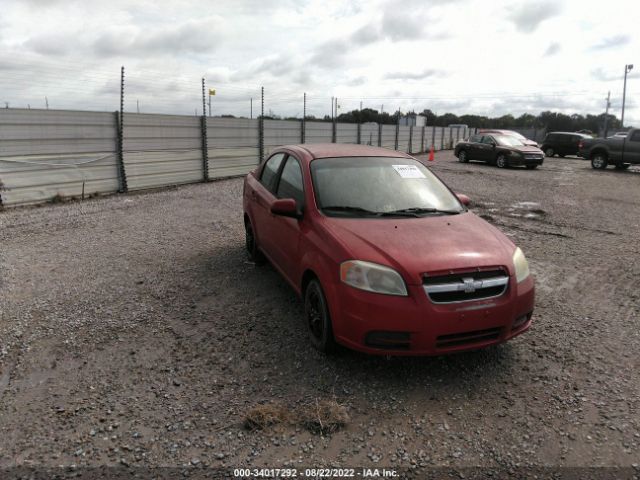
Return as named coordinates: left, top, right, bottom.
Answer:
left=458, top=150, right=469, bottom=163
left=496, top=154, right=508, bottom=168
left=591, top=153, right=608, bottom=170
left=525, top=165, right=538, bottom=170
left=544, top=147, right=555, bottom=157
left=304, top=279, right=336, bottom=353
left=245, top=218, right=265, bottom=264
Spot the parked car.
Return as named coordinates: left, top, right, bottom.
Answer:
left=540, top=132, right=592, bottom=157
left=243, top=144, right=535, bottom=355
left=477, top=129, right=538, bottom=147
left=454, top=133, right=544, bottom=169
left=578, top=128, right=640, bottom=170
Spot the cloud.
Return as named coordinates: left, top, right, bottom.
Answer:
left=350, top=24, right=381, bottom=46
left=24, top=33, right=76, bottom=55
left=92, top=18, right=224, bottom=57
left=381, top=9, right=426, bottom=41
left=384, top=69, right=444, bottom=80
left=591, top=68, right=620, bottom=82
left=507, top=1, right=562, bottom=33
left=308, top=38, right=350, bottom=68
left=590, top=35, right=630, bottom=50
left=543, top=42, right=561, bottom=57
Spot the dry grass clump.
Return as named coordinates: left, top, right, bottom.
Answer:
left=300, top=399, right=349, bottom=435
left=243, top=403, right=290, bottom=431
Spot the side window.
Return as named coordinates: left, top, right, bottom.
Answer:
left=276, top=157, right=305, bottom=207
left=470, top=135, right=482, bottom=143
left=629, top=131, right=640, bottom=142
left=481, top=136, right=494, bottom=144
left=260, top=153, right=285, bottom=193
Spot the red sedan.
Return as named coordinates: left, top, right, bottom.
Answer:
left=243, top=144, right=534, bottom=355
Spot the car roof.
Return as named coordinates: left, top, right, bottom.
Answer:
left=275, top=143, right=414, bottom=161
left=547, top=131, right=587, bottom=136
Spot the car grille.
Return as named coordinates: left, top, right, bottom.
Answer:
left=423, top=268, right=509, bottom=303
left=365, top=331, right=411, bottom=350
left=436, top=327, right=502, bottom=349
left=524, top=154, right=543, bottom=160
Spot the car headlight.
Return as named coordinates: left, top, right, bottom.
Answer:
left=513, top=247, right=530, bottom=283
left=340, top=260, right=408, bottom=296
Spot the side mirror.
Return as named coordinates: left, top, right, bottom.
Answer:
left=456, top=193, right=471, bottom=206
left=271, top=198, right=301, bottom=219
left=491, top=142, right=497, bottom=148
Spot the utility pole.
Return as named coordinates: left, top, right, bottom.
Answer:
left=250, top=97, right=253, bottom=119
left=360, top=101, right=363, bottom=111
left=331, top=96, right=334, bottom=120
left=302, top=92, right=306, bottom=144
left=45, top=96, right=49, bottom=109
left=621, top=64, right=634, bottom=127
left=603, top=91, right=611, bottom=138
left=136, top=99, right=140, bottom=114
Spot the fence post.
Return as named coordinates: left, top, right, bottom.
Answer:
left=440, top=126, right=445, bottom=150
left=394, top=114, right=399, bottom=150
left=357, top=123, right=361, bottom=145
left=115, top=66, right=128, bottom=193
left=259, top=86, right=264, bottom=162
left=301, top=92, right=306, bottom=144
left=408, top=125, right=413, bottom=153
left=201, top=78, right=210, bottom=182
left=378, top=123, right=382, bottom=147
left=431, top=126, right=436, bottom=151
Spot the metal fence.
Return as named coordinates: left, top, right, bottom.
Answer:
left=0, top=107, right=475, bottom=207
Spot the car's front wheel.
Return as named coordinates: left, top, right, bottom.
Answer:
left=245, top=218, right=265, bottom=264
left=496, top=154, right=508, bottom=168
left=591, top=153, right=608, bottom=170
left=544, top=147, right=555, bottom=157
left=304, top=279, right=336, bottom=353
left=458, top=150, right=469, bottom=163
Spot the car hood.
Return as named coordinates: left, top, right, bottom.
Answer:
left=503, top=145, right=543, bottom=154
left=322, top=212, right=515, bottom=285
left=522, top=140, right=539, bottom=147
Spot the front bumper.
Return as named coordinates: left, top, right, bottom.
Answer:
left=330, top=275, right=535, bottom=356
left=508, top=155, right=544, bottom=166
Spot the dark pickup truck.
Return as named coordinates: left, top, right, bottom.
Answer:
left=579, top=129, right=640, bottom=170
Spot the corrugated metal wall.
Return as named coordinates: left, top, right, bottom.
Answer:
left=264, top=120, right=301, bottom=157
left=336, top=123, right=358, bottom=144
left=360, top=123, right=378, bottom=146
left=305, top=121, right=332, bottom=143
left=380, top=125, right=396, bottom=149
left=0, top=109, right=471, bottom=207
left=123, top=113, right=204, bottom=190
left=398, top=126, right=410, bottom=152
left=208, top=118, right=259, bottom=179
left=0, top=108, right=119, bottom=206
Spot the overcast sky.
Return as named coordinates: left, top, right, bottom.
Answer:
left=1, top=0, right=638, bottom=124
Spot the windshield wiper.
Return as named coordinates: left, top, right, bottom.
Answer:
left=379, top=207, right=461, bottom=217
left=321, top=205, right=381, bottom=216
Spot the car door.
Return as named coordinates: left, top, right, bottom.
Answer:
left=624, top=130, right=640, bottom=164
left=268, top=155, right=306, bottom=285
left=466, top=134, right=483, bottom=159
left=252, top=152, right=286, bottom=261
left=477, top=135, right=496, bottom=162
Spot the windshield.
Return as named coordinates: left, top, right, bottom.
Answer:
left=310, top=157, right=464, bottom=218
left=508, top=131, right=526, bottom=140
left=495, top=135, right=524, bottom=147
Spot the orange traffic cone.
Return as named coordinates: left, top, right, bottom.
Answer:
left=428, top=145, right=435, bottom=162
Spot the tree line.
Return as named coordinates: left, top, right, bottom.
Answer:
left=249, top=108, right=626, bottom=134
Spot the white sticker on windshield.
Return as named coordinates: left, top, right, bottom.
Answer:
left=392, top=164, right=426, bottom=179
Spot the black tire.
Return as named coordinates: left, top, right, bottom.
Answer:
left=525, top=165, right=538, bottom=170
left=591, top=153, right=608, bottom=170
left=304, top=279, right=336, bottom=353
left=495, top=153, right=508, bottom=168
left=245, top=218, right=265, bottom=264
left=615, top=163, right=630, bottom=170
left=458, top=150, right=469, bottom=163
left=544, top=147, right=555, bottom=157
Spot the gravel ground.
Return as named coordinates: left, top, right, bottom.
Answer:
left=1, top=152, right=639, bottom=478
